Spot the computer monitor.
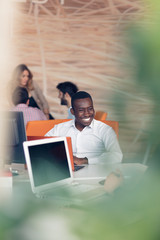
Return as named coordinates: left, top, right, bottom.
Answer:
left=4, top=111, right=27, bottom=164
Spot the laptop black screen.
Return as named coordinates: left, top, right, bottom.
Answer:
left=28, top=141, right=71, bottom=187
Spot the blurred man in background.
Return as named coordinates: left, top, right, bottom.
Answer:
left=56, top=81, right=78, bottom=119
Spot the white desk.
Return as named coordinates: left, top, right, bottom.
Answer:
left=73, top=163, right=147, bottom=179
left=10, top=162, right=147, bottom=204
left=11, top=162, right=147, bottom=181
left=11, top=163, right=147, bottom=182
left=11, top=162, right=147, bottom=194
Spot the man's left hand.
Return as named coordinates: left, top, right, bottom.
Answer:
left=73, top=156, right=88, bottom=165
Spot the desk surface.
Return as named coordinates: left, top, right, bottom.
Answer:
left=73, top=163, right=147, bottom=178
left=9, top=162, right=148, bottom=205
left=12, top=162, right=147, bottom=182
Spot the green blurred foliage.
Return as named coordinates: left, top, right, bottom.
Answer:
left=72, top=170, right=160, bottom=240
left=128, top=1, right=160, bottom=167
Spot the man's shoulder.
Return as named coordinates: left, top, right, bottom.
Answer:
left=27, top=106, right=44, bottom=115
left=46, top=120, right=73, bottom=136
left=28, top=106, right=39, bottom=111
left=55, top=119, right=73, bottom=128
left=11, top=104, right=27, bottom=110
left=93, top=119, right=111, bottom=129
left=93, top=119, right=117, bottom=138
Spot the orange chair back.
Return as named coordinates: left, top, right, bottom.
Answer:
left=26, top=119, right=119, bottom=138
left=94, top=111, right=107, bottom=120
left=26, top=119, right=70, bottom=136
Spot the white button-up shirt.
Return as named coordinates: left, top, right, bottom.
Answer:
left=45, top=119, right=123, bottom=164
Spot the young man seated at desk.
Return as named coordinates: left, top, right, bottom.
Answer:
left=45, top=91, right=123, bottom=165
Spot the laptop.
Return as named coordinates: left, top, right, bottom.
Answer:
left=23, top=137, right=106, bottom=204
left=27, top=135, right=84, bottom=172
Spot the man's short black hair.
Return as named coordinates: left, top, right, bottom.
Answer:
left=12, top=87, right=29, bottom=106
left=71, top=91, right=93, bottom=109
left=56, top=81, right=78, bottom=97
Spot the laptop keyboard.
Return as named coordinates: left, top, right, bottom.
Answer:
left=74, top=165, right=85, bottom=172
left=69, top=182, right=106, bottom=202
left=39, top=182, right=101, bottom=198
left=71, top=182, right=98, bottom=193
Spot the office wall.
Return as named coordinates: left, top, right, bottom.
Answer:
left=6, top=0, right=152, bottom=158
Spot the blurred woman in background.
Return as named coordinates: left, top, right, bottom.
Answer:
left=10, top=64, right=54, bottom=119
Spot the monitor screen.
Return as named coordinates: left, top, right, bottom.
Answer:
left=5, top=111, right=27, bottom=164
left=28, top=141, right=70, bottom=187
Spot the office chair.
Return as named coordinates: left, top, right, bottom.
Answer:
left=26, top=119, right=119, bottom=138
left=94, top=111, right=107, bottom=120
left=26, top=119, right=70, bottom=136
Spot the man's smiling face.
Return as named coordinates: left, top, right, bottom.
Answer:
left=71, top=97, right=95, bottom=131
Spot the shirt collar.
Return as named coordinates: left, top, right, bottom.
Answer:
left=89, top=119, right=94, bottom=129
left=71, top=119, right=76, bottom=128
